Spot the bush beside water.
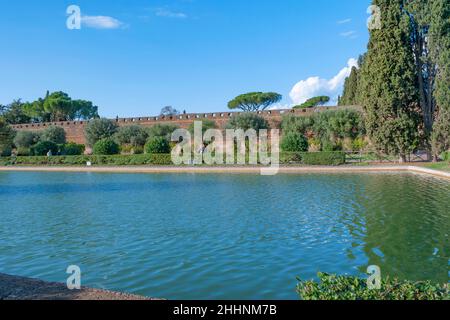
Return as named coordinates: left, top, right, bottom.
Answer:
left=297, top=273, right=449, bottom=300
left=61, top=143, right=85, bottom=156
left=0, top=154, right=173, bottom=166
left=145, top=137, right=171, bottom=154
left=281, top=151, right=346, bottom=165
left=301, top=151, right=346, bottom=165
left=0, top=151, right=346, bottom=166
left=93, top=139, right=120, bottom=155
left=31, top=141, right=59, bottom=156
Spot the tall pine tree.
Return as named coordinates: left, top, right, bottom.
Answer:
left=359, top=0, right=420, bottom=161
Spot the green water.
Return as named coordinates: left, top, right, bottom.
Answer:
left=0, top=172, right=448, bottom=299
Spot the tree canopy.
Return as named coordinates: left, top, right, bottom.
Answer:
left=160, top=106, right=180, bottom=117
left=0, top=91, right=99, bottom=124
left=294, top=96, right=330, bottom=109
left=84, top=118, right=118, bottom=147
left=0, top=119, right=15, bottom=156
left=226, top=113, right=270, bottom=131
left=228, top=92, right=282, bottom=112
left=114, top=125, right=148, bottom=147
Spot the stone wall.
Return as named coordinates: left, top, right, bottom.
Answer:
left=11, top=106, right=361, bottom=145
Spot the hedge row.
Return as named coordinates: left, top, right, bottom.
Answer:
left=0, top=152, right=346, bottom=166
left=297, top=273, right=449, bottom=300
left=281, top=151, right=346, bottom=166
left=0, top=154, right=173, bottom=166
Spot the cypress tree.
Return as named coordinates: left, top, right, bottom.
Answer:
left=429, top=0, right=450, bottom=157
left=359, top=0, right=420, bottom=161
left=339, top=67, right=359, bottom=106
left=403, top=0, right=450, bottom=158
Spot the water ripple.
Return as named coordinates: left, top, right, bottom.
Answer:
left=0, top=172, right=449, bottom=299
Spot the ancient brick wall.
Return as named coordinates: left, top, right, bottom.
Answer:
left=11, top=107, right=361, bottom=145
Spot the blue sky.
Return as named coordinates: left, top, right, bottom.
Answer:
left=0, top=0, right=371, bottom=118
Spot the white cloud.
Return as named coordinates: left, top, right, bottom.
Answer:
left=337, top=18, right=352, bottom=24
left=268, top=103, right=293, bottom=110
left=289, top=58, right=358, bottom=106
left=340, top=30, right=357, bottom=38
left=155, top=8, right=188, bottom=19
left=81, top=15, right=124, bottom=29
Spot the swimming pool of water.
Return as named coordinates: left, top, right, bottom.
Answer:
left=0, top=172, right=448, bottom=299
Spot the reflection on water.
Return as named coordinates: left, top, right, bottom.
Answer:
left=0, top=172, right=448, bottom=299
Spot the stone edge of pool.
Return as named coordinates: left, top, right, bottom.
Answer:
left=0, top=165, right=449, bottom=179
left=0, top=273, right=158, bottom=300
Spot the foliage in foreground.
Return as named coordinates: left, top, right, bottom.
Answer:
left=297, top=273, right=449, bottom=300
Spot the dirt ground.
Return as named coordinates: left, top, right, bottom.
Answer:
left=0, top=273, right=156, bottom=300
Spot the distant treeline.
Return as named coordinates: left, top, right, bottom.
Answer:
left=0, top=91, right=99, bottom=124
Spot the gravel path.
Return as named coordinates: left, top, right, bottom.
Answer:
left=0, top=273, right=157, bottom=300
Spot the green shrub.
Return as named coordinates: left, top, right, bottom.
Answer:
left=41, top=126, right=66, bottom=144
left=61, top=143, right=85, bottom=156
left=120, top=144, right=134, bottom=154
left=282, top=109, right=365, bottom=141
left=16, top=147, right=31, bottom=156
left=13, top=131, right=40, bottom=148
left=146, top=124, right=179, bottom=141
left=0, top=119, right=15, bottom=155
left=279, top=152, right=346, bottom=165
left=321, top=139, right=343, bottom=152
left=280, top=152, right=303, bottom=164
left=441, top=151, right=450, bottom=162
left=301, top=152, right=345, bottom=165
left=145, top=136, right=171, bottom=154
left=352, top=137, right=368, bottom=151
left=115, top=125, right=148, bottom=147
left=307, top=138, right=321, bottom=152
left=85, top=118, right=118, bottom=147
left=281, top=132, right=308, bottom=152
left=133, top=146, right=144, bottom=155
left=2, top=154, right=174, bottom=166
left=93, top=139, right=120, bottom=155
left=297, top=273, right=449, bottom=300
left=226, top=113, right=269, bottom=131
left=31, top=141, right=59, bottom=156
left=188, top=119, right=217, bottom=135
left=0, top=144, right=12, bottom=157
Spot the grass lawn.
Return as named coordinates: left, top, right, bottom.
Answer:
left=424, top=162, right=450, bottom=172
